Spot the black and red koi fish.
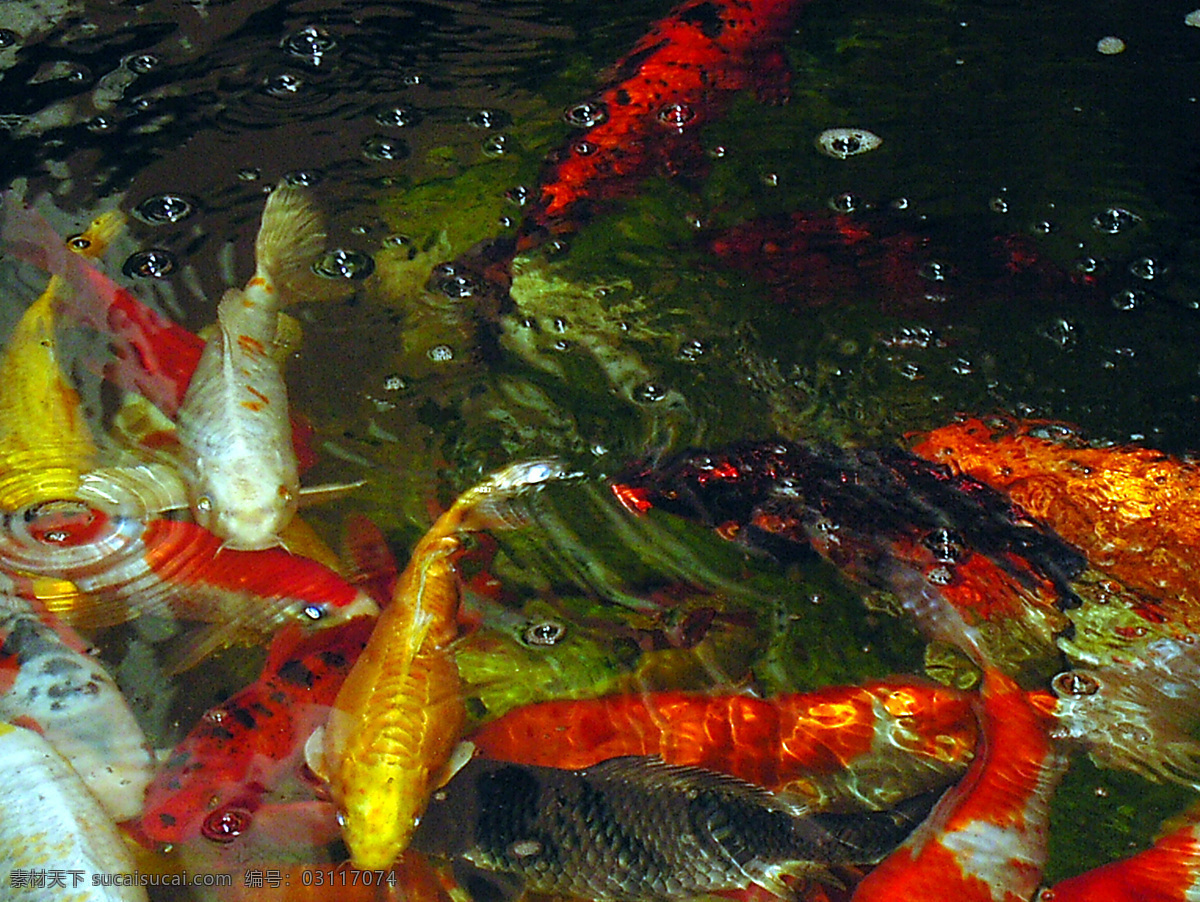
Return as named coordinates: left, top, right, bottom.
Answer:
left=518, top=0, right=812, bottom=248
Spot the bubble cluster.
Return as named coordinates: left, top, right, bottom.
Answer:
left=815, top=127, right=883, bottom=159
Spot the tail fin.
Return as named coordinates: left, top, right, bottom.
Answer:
left=255, top=183, right=348, bottom=304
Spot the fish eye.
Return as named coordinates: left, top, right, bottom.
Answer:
left=67, top=234, right=91, bottom=250
left=196, top=495, right=213, bottom=512
left=302, top=604, right=327, bottom=621
left=522, top=620, right=566, bottom=647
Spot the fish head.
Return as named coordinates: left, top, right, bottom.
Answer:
left=193, top=470, right=299, bottom=551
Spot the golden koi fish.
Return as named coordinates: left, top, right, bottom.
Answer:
left=0, top=210, right=123, bottom=508
left=177, top=183, right=354, bottom=550
left=315, top=460, right=569, bottom=870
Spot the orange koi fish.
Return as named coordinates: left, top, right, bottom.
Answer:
left=850, top=669, right=1064, bottom=902
left=176, top=183, right=354, bottom=550
left=468, top=678, right=977, bottom=812
left=520, top=0, right=813, bottom=247
left=1035, top=815, right=1200, bottom=902
left=135, top=615, right=375, bottom=847
left=0, top=499, right=377, bottom=668
left=0, top=209, right=125, bottom=508
left=316, top=460, right=568, bottom=870
left=0, top=594, right=153, bottom=821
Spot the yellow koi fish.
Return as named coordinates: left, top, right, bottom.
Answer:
left=0, top=210, right=123, bottom=509
left=0, top=720, right=148, bottom=902
left=315, top=460, right=568, bottom=870
left=177, top=183, right=352, bottom=550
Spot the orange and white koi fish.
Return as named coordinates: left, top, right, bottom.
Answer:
left=0, top=499, right=377, bottom=668
left=176, top=182, right=353, bottom=550
left=1035, top=814, right=1200, bottom=902
left=0, top=595, right=153, bottom=821
left=0, top=209, right=124, bottom=508
left=468, top=678, right=977, bottom=813
left=0, top=720, right=148, bottom=901
left=850, top=669, right=1064, bottom=902
left=315, top=460, right=568, bottom=870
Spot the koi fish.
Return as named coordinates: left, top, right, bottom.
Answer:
left=468, top=679, right=977, bottom=812
left=413, top=755, right=934, bottom=902
left=316, top=460, right=569, bottom=870
left=0, top=209, right=126, bottom=508
left=519, top=0, right=812, bottom=247
left=0, top=720, right=148, bottom=902
left=1035, top=814, right=1200, bottom=902
left=0, top=595, right=153, bottom=821
left=135, top=614, right=376, bottom=847
left=849, top=668, right=1065, bottom=902
left=176, top=182, right=355, bottom=550
left=0, top=499, right=377, bottom=668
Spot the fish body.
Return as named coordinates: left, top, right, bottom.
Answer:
left=177, top=183, right=333, bottom=550
left=136, top=615, right=375, bottom=846
left=322, top=460, right=567, bottom=869
left=468, top=679, right=976, bottom=812
left=850, top=669, right=1065, bottom=902
left=1035, top=819, right=1200, bottom=902
left=414, top=755, right=929, bottom=902
left=521, top=0, right=811, bottom=245
left=0, top=500, right=377, bottom=665
left=0, top=595, right=152, bottom=821
left=0, top=720, right=148, bottom=902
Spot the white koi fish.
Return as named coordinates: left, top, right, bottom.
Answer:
left=177, top=183, right=352, bottom=550
left=0, top=720, right=148, bottom=902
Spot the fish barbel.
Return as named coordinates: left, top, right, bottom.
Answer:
left=0, top=720, right=148, bottom=902
left=413, top=755, right=935, bottom=902
left=319, top=460, right=569, bottom=870
left=177, top=182, right=350, bottom=550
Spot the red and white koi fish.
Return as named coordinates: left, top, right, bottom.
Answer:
left=135, top=615, right=375, bottom=847
left=520, top=0, right=813, bottom=247
left=1035, top=814, right=1200, bottom=902
left=176, top=183, right=355, bottom=550
left=0, top=499, right=377, bottom=669
left=850, top=669, right=1064, bottom=902
left=0, top=594, right=153, bottom=821
left=468, top=678, right=977, bottom=812
left=0, top=720, right=148, bottom=901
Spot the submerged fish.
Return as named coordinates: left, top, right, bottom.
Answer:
left=318, top=460, right=568, bottom=870
left=0, top=595, right=153, bottom=821
left=413, top=755, right=934, bottom=902
left=850, top=669, right=1064, bottom=902
left=177, top=182, right=352, bottom=550
left=0, top=499, right=377, bottom=668
left=0, top=209, right=124, bottom=508
left=0, top=720, right=148, bottom=902
left=468, top=679, right=977, bottom=812
left=136, top=615, right=375, bottom=847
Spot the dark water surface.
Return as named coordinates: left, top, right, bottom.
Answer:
left=2, top=0, right=1200, bottom=898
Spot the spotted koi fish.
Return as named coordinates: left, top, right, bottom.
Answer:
left=0, top=595, right=153, bottom=822
left=468, top=678, right=977, bottom=812
left=0, top=499, right=377, bottom=669
left=135, top=614, right=376, bottom=847
left=0, top=720, right=148, bottom=902
left=1035, top=814, right=1200, bottom=902
left=849, top=668, right=1064, bottom=902
left=519, top=0, right=812, bottom=247
left=316, top=460, right=568, bottom=870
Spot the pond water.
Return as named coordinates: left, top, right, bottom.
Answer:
left=2, top=0, right=1200, bottom=899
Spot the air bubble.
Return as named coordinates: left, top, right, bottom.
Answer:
left=633, top=382, right=668, bottom=403
left=122, top=249, right=177, bottom=278
left=86, top=116, right=116, bottom=133
left=202, top=807, right=252, bottom=844
left=126, top=53, right=159, bottom=74
left=282, top=26, right=336, bottom=61
left=918, top=261, right=951, bottom=282
left=505, top=185, right=530, bottom=206
left=678, top=339, right=706, bottom=362
left=815, top=127, right=883, bottom=159
left=988, top=196, right=1009, bottom=214
left=284, top=170, right=323, bottom=186
left=1031, top=220, right=1053, bottom=235
left=482, top=135, right=508, bottom=157
left=1128, top=256, right=1162, bottom=280
left=361, top=135, right=409, bottom=161
left=429, top=264, right=476, bottom=298
left=1042, top=318, right=1077, bottom=348
left=1052, top=671, right=1100, bottom=697
left=133, top=194, right=195, bottom=225
left=428, top=344, right=454, bottom=362
left=523, top=620, right=567, bottom=647
left=313, top=249, right=375, bottom=280
left=1110, top=288, right=1143, bottom=311
left=264, top=73, right=305, bottom=96
left=468, top=109, right=509, bottom=129
left=1091, top=206, right=1140, bottom=234
left=376, top=106, right=419, bottom=128
left=383, top=375, right=406, bottom=391
left=572, top=140, right=597, bottom=156
left=563, top=101, right=607, bottom=127
left=828, top=192, right=861, bottom=213
left=657, top=102, right=697, bottom=130
left=236, top=168, right=260, bottom=181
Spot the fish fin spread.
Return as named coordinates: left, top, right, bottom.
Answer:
left=276, top=515, right=345, bottom=573
left=76, top=463, right=190, bottom=516
left=436, top=740, right=477, bottom=789
left=256, top=182, right=348, bottom=305
left=162, top=620, right=251, bottom=675
left=297, top=479, right=367, bottom=508
left=341, top=512, right=400, bottom=608
left=447, top=459, right=578, bottom=534
left=304, top=724, right=330, bottom=783
left=272, top=310, right=304, bottom=360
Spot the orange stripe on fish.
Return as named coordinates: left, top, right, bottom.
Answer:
left=850, top=669, right=1064, bottom=902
